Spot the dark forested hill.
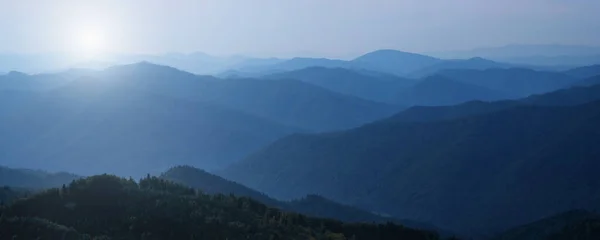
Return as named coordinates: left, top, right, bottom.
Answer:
left=265, top=67, right=416, bottom=103
left=547, top=218, right=600, bottom=240
left=0, top=174, right=439, bottom=240
left=161, top=165, right=282, bottom=207
left=493, top=210, right=600, bottom=240
left=160, top=165, right=450, bottom=235
left=223, top=100, right=600, bottom=234
left=0, top=186, right=35, bottom=205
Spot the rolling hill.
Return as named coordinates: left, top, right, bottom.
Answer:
left=393, top=75, right=509, bottom=106
left=222, top=49, right=442, bottom=77
left=160, top=165, right=450, bottom=235
left=0, top=71, right=74, bottom=92
left=408, top=57, right=513, bottom=78
left=351, top=50, right=441, bottom=76
left=564, top=65, right=600, bottom=78
left=438, top=68, right=578, bottom=97
left=573, top=75, right=600, bottom=87
left=0, top=62, right=409, bottom=176
left=222, top=99, right=600, bottom=234
left=265, top=67, right=416, bottom=103
left=195, top=78, right=401, bottom=131
left=493, top=210, right=600, bottom=240
left=96, top=62, right=401, bottom=132
left=0, top=166, right=80, bottom=189
left=0, top=78, right=295, bottom=176
left=0, top=174, right=437, bottom=239
left=387, top=82, right=600, bottom=123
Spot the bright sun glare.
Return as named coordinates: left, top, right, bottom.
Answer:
left=75, top=28, right=107, bottom=59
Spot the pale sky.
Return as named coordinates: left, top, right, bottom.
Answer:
left=1, top=0, right=599, bottom=58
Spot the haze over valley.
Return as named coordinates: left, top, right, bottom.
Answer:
left=2, top=0, right=600, bottom=239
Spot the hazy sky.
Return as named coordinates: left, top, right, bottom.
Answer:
left=1, top=0, right=599, bottom=58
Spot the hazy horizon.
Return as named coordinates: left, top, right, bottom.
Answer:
left=2, top=0, right=600, bottom=59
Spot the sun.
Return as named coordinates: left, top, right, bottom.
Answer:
left=75, top=28, right=107, bottom=59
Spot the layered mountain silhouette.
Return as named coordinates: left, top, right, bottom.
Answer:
left=574, top=75, right=600, bottom=87
left=0, top=75, right=295, bottom=175
left=193, top=78, right=401, bottom=131
left=393, top=75, right=509, bottom=106
left=438, top=68, right=579, bottom=97
left=100, top=62, right=400, bottom=132
left=408, top=57, right=513, bottom=78
left=0, top=91, right=294, bottom=176
left=222, top=84, right=600, bottom=234
left=223, top=50, right=442, bottom=77
left=0, top=71, right=74, bottom=92
left=268, top=57, right=349, bottom=72
left=384, top=83, right=600, bottom=124
left=351, top=49, right=441, bottom=76
left=264, top=65, right=585, bottom=107
left=265, top=67, right=416, bottom=103
left=0, top=62, right=406, bottom=176
left=565, top=65, right=600, bottom=78
left=432, top=44, right=600, bottom=66
left=0, top=166, right=80, bottom=189
left=4, top=49, right=600, bottom=240
left=160, top=165, right=450, bottom=234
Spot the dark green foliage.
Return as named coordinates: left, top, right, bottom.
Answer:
left=1, top=174, right=438, bottom=240
left=0, top=186, right=32, bottom=205
left=162, top=166, right=450, bottom=236
left=494, top=210, right=600, bottom=240
left=547, top=218, right=600, bottom=240
left=0, top=216, right=104, bottom=240
left=161, top=165, right=282, bottom=207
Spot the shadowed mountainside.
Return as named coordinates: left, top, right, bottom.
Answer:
left=223, top=96, right=600, bottom=234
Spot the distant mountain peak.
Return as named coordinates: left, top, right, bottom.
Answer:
left=352, top=49, right=440, bottom=75
left=468, top=57, right=492, bottom=62
left=104, top=61, right=196, bottom=77
left=354, top=49, right=439, bottom=61
left=6, top=71, right=28, bottom=77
